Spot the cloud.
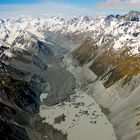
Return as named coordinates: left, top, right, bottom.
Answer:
left=0, top=1, right=96, bottom=18
left=96, top=0, right=140, bottom=10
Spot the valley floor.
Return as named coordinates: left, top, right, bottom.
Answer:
left=39, top=53, right=117, bottom=140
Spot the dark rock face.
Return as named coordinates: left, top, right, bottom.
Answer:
left=105, top=15, right=115, bottom=22
left=54, top=114, right=66, bottom=124
left=0, top=120, right=31, bottom=140
left=0, top=61, right=44, bottom=140
left=0, top=34, right=48, bottom=140
left=37, top=40, right=54, bottom=56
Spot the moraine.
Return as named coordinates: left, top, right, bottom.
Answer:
left=39, top=53, right=117, bottom=140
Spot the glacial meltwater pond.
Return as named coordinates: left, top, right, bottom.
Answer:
left=39, top=88, right=116, bottom=140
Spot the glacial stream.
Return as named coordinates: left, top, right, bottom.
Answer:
left=39, top=53, right=117, bottom=140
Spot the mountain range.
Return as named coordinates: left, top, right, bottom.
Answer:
left=0, top=11, right=140, bottom=140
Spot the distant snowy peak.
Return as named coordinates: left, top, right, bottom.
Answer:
left=1, top=11, right=140, bottom=55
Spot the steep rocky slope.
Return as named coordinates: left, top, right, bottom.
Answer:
left=0, top=40, right=45, bottom=140
left=72, top=11, right=140, bottom=140
left=0, top=30, right=75, bottom=140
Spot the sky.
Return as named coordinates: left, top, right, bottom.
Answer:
left=0, top=0, right=140, bottom=17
